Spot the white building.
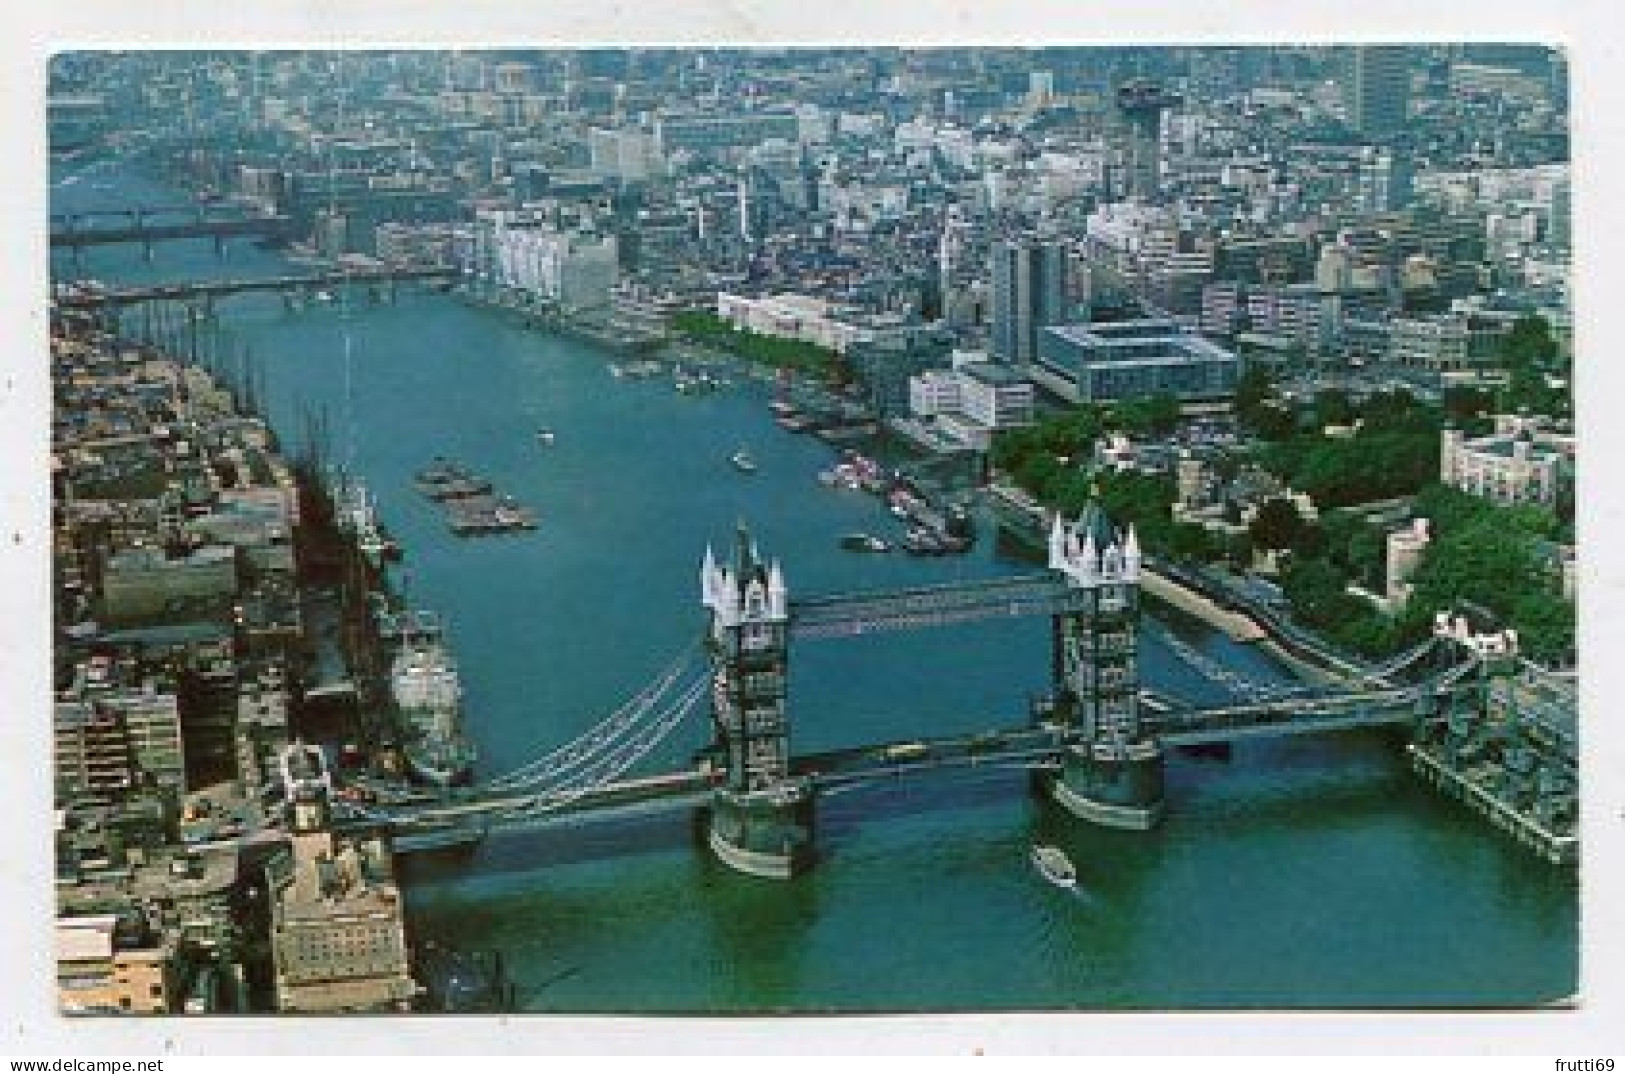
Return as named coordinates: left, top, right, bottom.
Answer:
left=588, top=127, right=664, bottom=183
left=1385, top=517, right=1432, bottom=609
left=1390, top=314, right=1472, bottom=372
left=1441, top=415, right=1574, bottom=507
left=908, top=360, right=1035, bottom=450
left=477, top=211, right=619, bottom=311
left=715, top=293, right=875, bottom=354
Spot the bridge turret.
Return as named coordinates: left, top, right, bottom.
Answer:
left=278, top=740, right=333, bottom=834
left=699, top=525, right=814, bottom=879
left=1050, top=505, right=1139, bottom=587
left=1042, top=500, right=1164, bottom=830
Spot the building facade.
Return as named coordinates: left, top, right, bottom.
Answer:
left=990, top=239, right=1068, bottom=365
left=474, top=211, right=619, bottom=311
left=715, top=292, right=876, bottom=354
left=1036, top=318, right=1241, bottom=405
left=1346, top=45, right=1412, bottom=136
left=1441, top=415, right=1574, bottom=507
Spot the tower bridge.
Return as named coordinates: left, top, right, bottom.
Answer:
left=326, top=500, right=1577, bottom=877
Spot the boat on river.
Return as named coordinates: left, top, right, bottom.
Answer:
left=840, top=533, right=891, bottom=553
left=389, top=614, right=476, bottom=787
left=1031, top=844, right=1077, bottom=888
left=414, top=459, right=493, bottom=501
left=536, top=428, right=556, bottom=445
left=730, top=448, right=758, bottom=473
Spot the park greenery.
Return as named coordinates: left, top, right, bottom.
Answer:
left=1497, top=313, right=1572, bottom=419
left=990, top=314, right=1574, bottom=665
left=1277, top=485, right=1574, bottom=664
left=672, top=309, right=841, bottom=378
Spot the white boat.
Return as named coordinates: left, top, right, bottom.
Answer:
left=1031, top=844, right=1077, bottom=888
left=333, top=469, right=398, bottom=565
left=730, top=448, right=758, bottom=473
left=840, top=533, right=891, bottom=553
left=536, top=428, right=556, bottom=445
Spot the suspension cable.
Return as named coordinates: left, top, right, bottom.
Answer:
left=481, top=642, right=701, bottom=791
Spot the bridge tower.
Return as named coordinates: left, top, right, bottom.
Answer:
left=699, top=527, right=815, bottom=878
left=1042, top=501, right=1164, bottom=829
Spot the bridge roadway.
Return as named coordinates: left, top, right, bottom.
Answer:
left=51, top=207, right=201, bottom=222
left=373, top=682, right=1441, bottom=841
left=53, top=266, right=459, bottom=309
left=1144, top=684, right=1426, bottom=745
left=366, top=767, right=717, bottom=832
left=51, top=215, right=294, bottom=249
left=789, top=572, right=1091, bottom=639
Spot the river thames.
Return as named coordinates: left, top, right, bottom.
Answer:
left=50, top=159, right=1577, bottom=1013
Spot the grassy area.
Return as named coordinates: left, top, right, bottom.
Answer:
left=670, top=310, right=840, bottom=378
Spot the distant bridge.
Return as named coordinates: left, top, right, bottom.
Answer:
left=52, top=266, right=459, bottom=310
left=50, top=206, right=295, bottom=250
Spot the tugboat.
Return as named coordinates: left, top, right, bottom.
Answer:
left=730, top=448, right=758, bottom=473
left=1031, top=844, right=1078, bottom=889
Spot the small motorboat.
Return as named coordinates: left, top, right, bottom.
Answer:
left=1031, top=844, right=1077, bottom=888
left=730, top=448, right=758, bottom=473
left=840, top=533, right=891, bottom=553
left=536, top=428, right=556, bottom=446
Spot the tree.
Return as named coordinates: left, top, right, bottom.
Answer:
left=1358, top=389, right=1432, bottom=434
left=1408, top=518, right=1547, bottom=623
left=1312, top=389, right=1355, bottom=429
left=1320, top=512, right=1387, bottom=589
left=1501, top=314, right=1559, bottom=367
left=1109, top=394, right=1181, bottom=437
left=1249, top=402, right=1298, bottom=441
left=1512, top=592, right=1576, bottom=666
left=1281, top=557, right=1360, bottom=628
left=1496, top=314, right=1571, bottom=418
left=1249, top=497, right=1307, bottom=552
left=1234, top=365, right=1278, bottom=433
left=1442, top=385, right=1495, bottom=431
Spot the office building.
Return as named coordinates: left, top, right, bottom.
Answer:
left=655, top=112, right=800, bottom=157
left=990, top=240, right=1068, bottom=365
left=267, top=745, right=418, bottom=1014
left=477, top=212, right=620, bottom=311
left=1346, top=46, right=1412, bottom=137
left=1117, top=80, right=1180, bottom=200
left=57, top=915, right=180, bottom=1015
left=1035, top=318, right=1240, bottom=405
left=588, top=127, right=663, bottom=183
left=715, top=292, right=876, bottom=354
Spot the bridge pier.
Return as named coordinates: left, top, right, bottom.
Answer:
left=706, top=780, right=816, bottom=880
left=1048, top=741, right=1165, bottom=830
